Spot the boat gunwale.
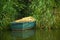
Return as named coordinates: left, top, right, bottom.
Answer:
left=11, top=21, right=36, bottom=24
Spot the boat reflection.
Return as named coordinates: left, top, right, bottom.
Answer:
left=11, top=29, right=35, bottom=39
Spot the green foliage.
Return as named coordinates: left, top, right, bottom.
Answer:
left=0, top=0, right=31, bottom=30
left=29, top=0, right=56, bottom=28
left=0, top=0, right=16, bottom=29
left=0, top=0, right=60, bottom=30
left=54, top=0, right=60, bottom=28
left=0, top=0, right=25, bottom=30
left=55, top=0, right=60, bottom=7
left=53, top=7, right=60, bottom=29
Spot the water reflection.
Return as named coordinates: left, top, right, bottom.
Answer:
left=11, top=30, right=35, bottom=40
left=0, top=29, right=60, bottom=40
left=36, top=30, right=60, bottom=40
left=0, top=29, right=35, bottom=40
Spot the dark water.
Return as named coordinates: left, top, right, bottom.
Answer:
left=0, top=29, right=60, bottom=40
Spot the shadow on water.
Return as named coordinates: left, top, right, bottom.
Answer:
left=0, top=29, right=60, bottom=40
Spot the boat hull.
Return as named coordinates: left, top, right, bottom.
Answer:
left=10, top=21, right=36, bottom=30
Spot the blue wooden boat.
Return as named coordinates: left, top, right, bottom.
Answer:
left=10, top=16, right=36, bottom=30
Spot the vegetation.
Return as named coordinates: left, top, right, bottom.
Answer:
left=0, top=0, right=60, bottom=30
left=54, top=0, right=60, bottom=29
left=29, top=0, right=56, bottom=29
left=0, top=0, right=25, bottom=30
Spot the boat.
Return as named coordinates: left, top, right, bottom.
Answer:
left=10, top=16, right=36, bottom=30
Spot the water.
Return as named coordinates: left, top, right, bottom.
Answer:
left=0, top=29, right=60, bottom=40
